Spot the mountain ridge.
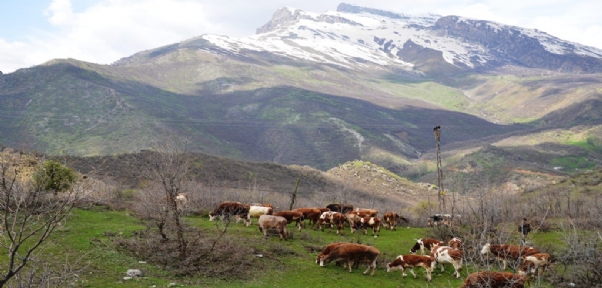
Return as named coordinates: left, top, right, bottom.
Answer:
left=1, top=3, right=602, bottom=195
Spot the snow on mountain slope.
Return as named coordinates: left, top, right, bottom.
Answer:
left=198, top=3, right=602, bottom=73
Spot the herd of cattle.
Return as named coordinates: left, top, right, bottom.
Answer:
left=207, top=201, right=550, bottom=287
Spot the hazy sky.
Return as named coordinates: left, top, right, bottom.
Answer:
left=1, top=0, right=601, bottom=73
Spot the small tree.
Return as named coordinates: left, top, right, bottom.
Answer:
left=0, top=152, right=82, bottom=287
left=34, top=160, right=78, bottom=194
left=140, top=138, right=191, bottom=260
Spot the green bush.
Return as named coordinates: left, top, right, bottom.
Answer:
left=35, top=160, right=78, bottom=193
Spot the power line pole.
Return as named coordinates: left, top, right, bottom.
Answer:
left=434, top=126, right=446, bottom=212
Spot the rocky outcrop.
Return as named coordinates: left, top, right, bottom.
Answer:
left=257, top=7, right=362, bottom=34
left=433, top=16, right=602, bottom=73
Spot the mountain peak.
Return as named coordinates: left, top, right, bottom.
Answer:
left=256, top=6, right=316, bottom=34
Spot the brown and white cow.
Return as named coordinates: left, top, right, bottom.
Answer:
left=209, top=201, right=251, bottom=226
left=319, top=243, right=380, bottom=275
left=410, top=238, right=445, bottom=255
left=326, top=203, right=354, bottom=213
left=462, top=271, right=528, bottom=288
left=519, top=252, right=551, bottom=276
left=257, top=215, right=288, bottom=241
left=449, top=237, right=463, bottom=250
left=350, top=217, right=381, bottom=237
left=273, top=210, right=304, bottom=231
left=382, top=212, right=408, bottom=230
left=345, top=210, right=378, bottom=226
left=317, top=211, right=346, bottom=235
left=481, top=243, right=540, bottom=270
left=243, top=205, right=273, bottom=225
left=386, top=254, right=434, bottom=282
left=430, top=245, right=463, bottom=278
left=292, top=208, right=322, bottom=229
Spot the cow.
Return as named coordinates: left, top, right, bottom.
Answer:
left=208, top=201, right=251, bottom=226
left=481, top=243, right=540, bottom=270
left=354, top=208, right=378, bottom=217
left=519, top=252, right=551, bottom=276
left=462, top=271, right=528, bottom=288
left=318, top=243, right=380, bottom=275
left=430, top=245, right=463, bottom=278
left=273, top=210, right=304, bottom=231
left=317, top=211, right=346, bottom=235
left=382, top=212, right=408, bottom=230
left=242, top=205, right=273, bottom=225
left=326, top=203, right=354, bottom=213
left=386, top=254, right=434, bottom=282
left=427, top=214, right=452, bottom=227
left=257, top=215, right=288, bottom=240
left=449, top=237, right=463, bottom=250
left=345, top=210, right=378, bottom=226
left=315, top=242, right=359, bottom=268
left=410, top=238, right=445, bottom=255
left=292, top=208, right=322, bottom=229
left=350, top=217, right=381, bottom=237
left=175, top=193, right=188, bottom=213
left=249, top=203, right=274, bottom=209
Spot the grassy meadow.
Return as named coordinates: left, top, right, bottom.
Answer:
left=30, top=207, right=560, bottom=288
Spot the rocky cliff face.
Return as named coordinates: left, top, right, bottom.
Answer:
left=433, top=16, right=602, bottom=73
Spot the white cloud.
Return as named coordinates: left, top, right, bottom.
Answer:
left=44, top=0, right=74, bottom=26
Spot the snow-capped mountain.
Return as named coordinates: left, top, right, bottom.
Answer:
left=198, top=3, right=602, bottom=74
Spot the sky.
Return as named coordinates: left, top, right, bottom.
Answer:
left=1, top=0, right=601, bottom=74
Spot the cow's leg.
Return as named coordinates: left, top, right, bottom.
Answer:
left=401, top=267, right=408, bottom=278
left=347, top=259, right=353, bottom=273
left=426, top=267, right=432, bottom=282
left=502, top=258, right=507, bottom=270
left=365, top=258, right=377, bottom=276
left=454, top=259, right=463, bottom=278
left=439, top=262, right=445, bottom=272
left=409, top=267, right=417, bottom=278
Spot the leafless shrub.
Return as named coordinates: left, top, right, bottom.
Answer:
left=113, top=225, right=257, bottom=279
left=0, top=151, right=86, bottom=286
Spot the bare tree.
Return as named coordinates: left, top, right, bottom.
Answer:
left=140, top=138, right=191, bottom=260
left=0, top=152, right=83, bottom=287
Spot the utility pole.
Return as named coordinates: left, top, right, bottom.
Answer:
left=434, top=126, right=446, bottom=212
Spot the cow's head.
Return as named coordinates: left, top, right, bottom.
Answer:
left=208, top=213, right=217, bottom=221
left=386, top=256, right=404, bottom=272
left=481, top=243, right=491, bottom=255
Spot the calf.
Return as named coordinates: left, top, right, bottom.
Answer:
left=257, top=215, right=288, bottom=240
left=462, top=271, right=528, bottom=288
left=351, top=217, right=381, bottom=237
left=481, top=243, right=540, bottom=270
left=519, top=252, right=551, bottom=276
left=209, top=201, right=251, bottom=226
left=382, top=212, right=408, bottom=230
left=410, top=238, right=445, bottom=255
left=273, top=210, right=304, bottom=231
left=431, top=245, right=463, bottom=278
left=326, top=203, right=354, bottom=213
left=292, top=208, right=322, bottom=229
left=386, top=255, right=434, bottom=282
left=319, top=243, right=380, bottom=275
